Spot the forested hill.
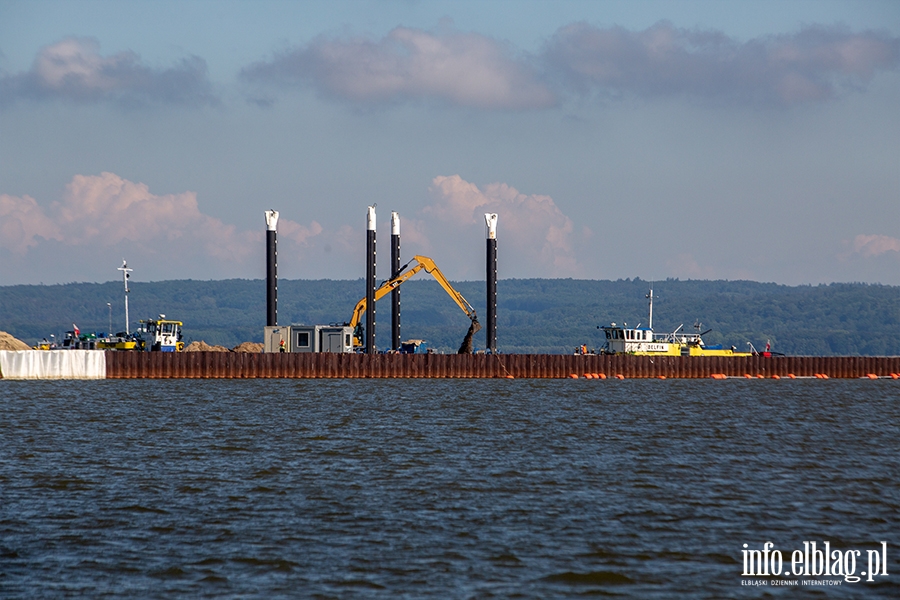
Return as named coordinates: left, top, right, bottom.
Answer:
left=1, top=278, right=898, bottom=355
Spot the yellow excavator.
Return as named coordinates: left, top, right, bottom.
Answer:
left=348, top=255, right=481, bottom=353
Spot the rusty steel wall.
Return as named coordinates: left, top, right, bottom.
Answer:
left=101, top=352, right=900, bottom=379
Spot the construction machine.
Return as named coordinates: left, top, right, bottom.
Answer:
left=348, top=255, right=481, bottom=353
left=137, top=316, right=184, bottom=352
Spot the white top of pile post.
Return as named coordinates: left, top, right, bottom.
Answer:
left=485, top=213, right=498, bottom=239
left=265, top=210, right=279, bottom=231
left=391, top=211, right=400, bottom=236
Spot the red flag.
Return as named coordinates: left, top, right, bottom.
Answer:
left=73, top=323, right=80, bottom=336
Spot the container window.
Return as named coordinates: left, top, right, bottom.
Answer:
left=298, top=332, right=310, bottom=347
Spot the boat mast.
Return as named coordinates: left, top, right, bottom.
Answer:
left=646, top=287, right=655, bottom=331
left=117, top=260, right=132, bottom=335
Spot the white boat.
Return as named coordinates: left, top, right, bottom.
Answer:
left=599, top=289, right=751, bottom=357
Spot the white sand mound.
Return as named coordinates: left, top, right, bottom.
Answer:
left=183, top=340, right=230, bottom=352
left=0, top=331, right=31, bottom=351
left=232, top=342, right=264, bottom=353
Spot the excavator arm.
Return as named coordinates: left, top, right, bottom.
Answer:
left=407, top=256, right=478, bottom=322
left=348, top=255, right=479, bottom=348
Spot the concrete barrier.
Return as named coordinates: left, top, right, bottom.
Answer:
left=0, top=350, right=106, bottom=380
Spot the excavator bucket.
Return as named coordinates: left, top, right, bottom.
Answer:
left=457, top=319, right=482, bottom=354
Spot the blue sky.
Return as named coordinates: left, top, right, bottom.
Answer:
left=2, top=0, right=899, bottom=285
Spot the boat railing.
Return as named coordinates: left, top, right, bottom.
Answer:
left=653, top=332, right=703, bottom=345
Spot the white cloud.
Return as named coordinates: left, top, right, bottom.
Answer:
left=279, top=218, right=324, bottom=247
left=6, top=173, right=584, bottom=282
left=0, top=37, right=218, bottom=106
left=850, top=234, right=900, bottom=257
left=1, top=172, right=322, bottom=268
left=240, top=21, right=899, bottom=110
left=414, top=174, right=584, bottom=277
left=241, top=25, right=556, bottom=109
left=0, top=193, right=63, bottom=253
left=542, top=22, right=900, bottom=106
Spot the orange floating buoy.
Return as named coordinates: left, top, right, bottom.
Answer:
left=772, top=375, right=781, bottom=380
left=710, top=373, right=727, bottom=379
left=757, top=374, right=765, bottom=379
left=658, top=375, right=667, bottom=380
left=596, top=373, right=607, bottom=379
left=592, top=373, right=600, bottom=379
left=569, top=374, right=579, bottom=379
left=891, top=373, right=899, bottom=379
left=788, top=374, right=796, bottom=379
left=584, top=373, right=594, bottom=379
left=744, top=374, right=752, bottom=379
left=866, top=373, right=878, bottom=379
left=615, top=374, right=625, bottom=379
left=506, top=375, right=514, bottom=379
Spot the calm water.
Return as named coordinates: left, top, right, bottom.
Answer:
left=1, top=379, right=898, bottom=598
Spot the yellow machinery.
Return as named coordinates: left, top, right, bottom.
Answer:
left=137, top=317, right=185, bottom=352
left=348, top=255, right=479, bottom=350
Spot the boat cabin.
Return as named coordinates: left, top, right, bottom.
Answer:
left=599, top=323, right=685, bottom=355
left=139, top=317, right=184, bottom=352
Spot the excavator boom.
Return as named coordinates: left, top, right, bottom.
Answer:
left=348, top=255, right=478, bottom=348
left=407, top=256, right=478, bottom=321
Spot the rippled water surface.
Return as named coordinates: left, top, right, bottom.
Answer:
left=2, top=379, right=898, bottom=598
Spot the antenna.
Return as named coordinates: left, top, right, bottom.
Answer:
left=693, top=321, right=712, bottom=338
left=117, top=259, right=133, bottom=335
left=646, top=287, right=656, bottom=330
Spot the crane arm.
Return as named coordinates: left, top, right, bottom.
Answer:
left=347, top=255, right=478, bottom=345
left=411, top=256, right=478, bottom=322
left=348, top=261, right=427, bottom=330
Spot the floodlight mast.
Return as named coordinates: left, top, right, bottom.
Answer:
left=117, top=260, right=133, bottom=335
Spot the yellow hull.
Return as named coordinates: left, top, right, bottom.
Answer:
left=623, top=344, right=752, bottom=357
left=686, top=347, right=752, bottom=357
left=96, top=340, right=139, bottom=351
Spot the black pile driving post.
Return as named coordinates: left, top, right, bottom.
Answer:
left=391, top=211, right=401, bottom=351
left=265, top=210, right=279, bottom=327
left=485, top=213, right=498, bottom=353
left=366, top=205, right=377, bottom=354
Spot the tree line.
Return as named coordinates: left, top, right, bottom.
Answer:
left=1, top=278, right=897, bottom=355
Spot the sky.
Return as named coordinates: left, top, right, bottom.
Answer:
left=2, top=0, right=899, bottom=286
